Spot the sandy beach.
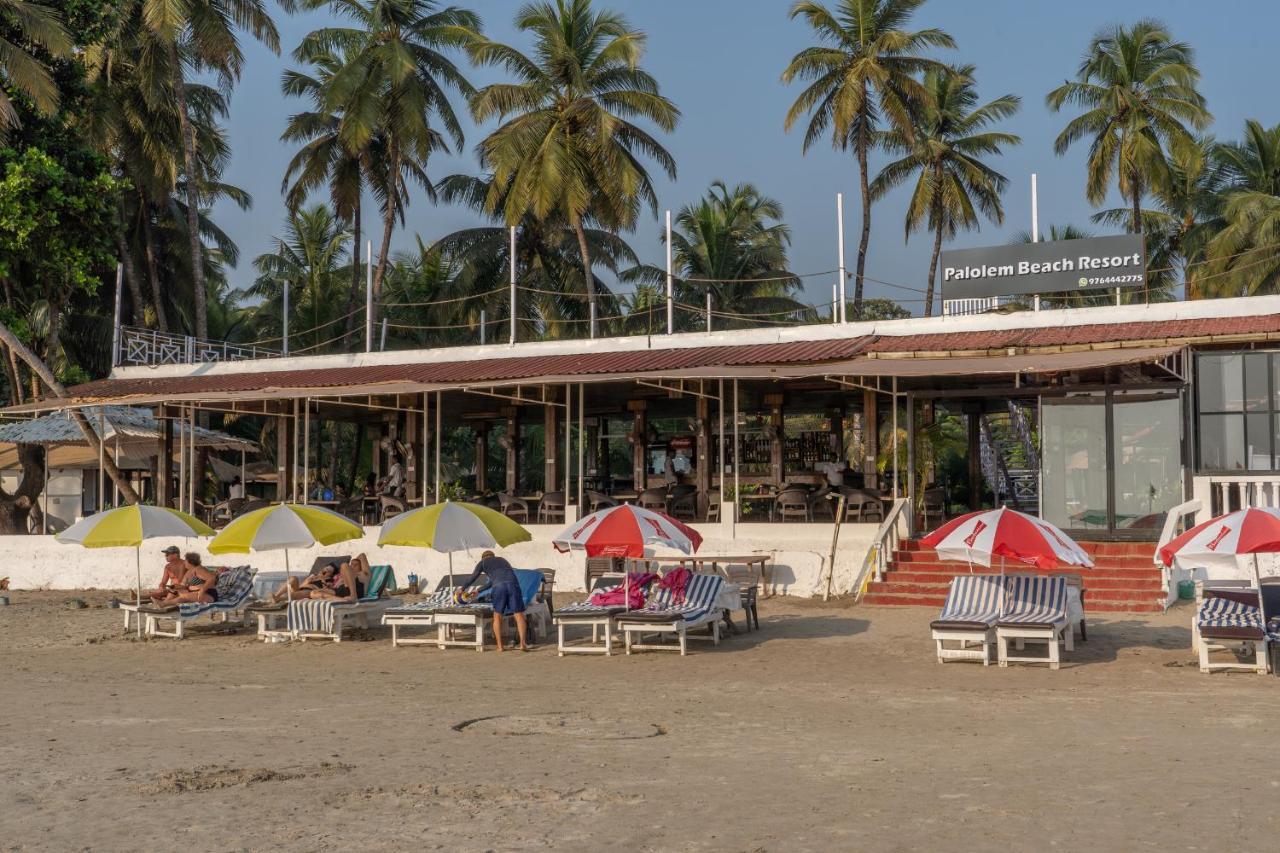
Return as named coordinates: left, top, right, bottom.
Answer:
left=2, top=591, right=1278, bottom=852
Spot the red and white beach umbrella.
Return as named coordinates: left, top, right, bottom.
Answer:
left=1158, top=507, right=1280, bottom=587
left=552, top=504, right=702, bottom=558
left=921, top=507, right=1093, bottom=570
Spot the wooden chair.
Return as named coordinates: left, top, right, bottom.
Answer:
left=498, top=492, right=529, bottom=523
left=538, top=491, right=566, bottom=524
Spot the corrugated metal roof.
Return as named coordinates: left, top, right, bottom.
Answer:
left=0, top=406, right=257, bottom=450
left=841, top=345, right=1182, bottom=377
left=13, top=311, right=1280, bottom=412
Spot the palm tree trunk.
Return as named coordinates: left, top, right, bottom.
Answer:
left=1130, top=171, right=1143, bottom=235
left=167, top=41, right=207, bottom=340
left=344, top=198, right=362, bottom=341
left=0, top=320, right=140, bottom=504
left=571, top=215, right=596, bottom=338
left=854, top=102, right=871, bottom=321
left=113, top=229, right=146, bottom=327
left=372, top=197, right=396, bottom=351
left=140, top=207, right=170, bottom=332
left=925, top=221, right=944, bottom=318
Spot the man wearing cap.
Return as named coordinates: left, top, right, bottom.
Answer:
left=458, top=550, right=530, bottom=652
left=146, top=546, right=188, bottom=602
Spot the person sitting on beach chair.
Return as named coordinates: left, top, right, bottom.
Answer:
left=146, top=546, right=188, bottom=602
left=307, top=554, right=372, bottom=603
left=458, top=550, right=530, bottom=652
left=268, top=561, right=341, bottom=602
left=150, top=553, right=218, bottom=607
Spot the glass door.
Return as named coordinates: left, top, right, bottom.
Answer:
left=1041, top=393, right=1109, bottom=533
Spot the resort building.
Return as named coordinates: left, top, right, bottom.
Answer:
left=6, top=291, right=1280, bottom=607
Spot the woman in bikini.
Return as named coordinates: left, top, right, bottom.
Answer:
left=150, top=553, right=218, bottom=606
left=268, top=562, right=339, bottom=602
left=310, top=554, right=372, bottom=603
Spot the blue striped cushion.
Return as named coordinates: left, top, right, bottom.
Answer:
left=1198, top=597, right=1264, bottom=632
left=936, top=575, right=1002, bottom=626
left=385, top=590, right=454, bottom=615
left=998, top=576, right=1067, bottom=626
left=288, top=598, right=334, bottom=634
left=554, top=598, right=621, bottom=618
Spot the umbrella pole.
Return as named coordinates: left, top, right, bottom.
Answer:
left=1253, top=553, right=1265, bottom=623
left=135, top=546, right=142, bottom=638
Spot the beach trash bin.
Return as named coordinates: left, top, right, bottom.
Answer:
left=1177, top=580, right=1195, bottom=601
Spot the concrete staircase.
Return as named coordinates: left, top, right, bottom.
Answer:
left=863, top=539, right=1165, bottom=613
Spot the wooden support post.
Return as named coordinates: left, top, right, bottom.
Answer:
left=504, top=407, right=519, bottom=494
left=966, top=405, right=982, bottom=512
left=629, top=399, right=647, bottom=491
left=862, top=388, right=878, bottom=490
left=474, top=421, right=488, bottom=494
left=544, top=389, right=560, bottom=494
left=158, top=406, right=173, bottom=508
left=766, top=393, right=785, bottom=487
left=405, top=402, right=419, bottom=502
left=276, top=411, right=290, bottom=503
left=696, top=394, right=711, bottom=515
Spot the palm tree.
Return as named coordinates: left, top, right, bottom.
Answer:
left=280, top=45, right=381, bottom=345
left=782, top=0, right=953, bottom=319
left=434, top=172, right=637, bottom=340
left=295, top=0, right=478, bottom=339
left=668, top=181, right=809, bottom=329
left=0, top=1, right=71, bottom=135
left=250, top=205, right=351, bottom=353
left=1203, top=120, right=1280, bottom=297
left=871, top=66, right=1019, bottom=316
left=1046, top=19, right=1210, bottom=235
left=467, top=0, right=679, bottom=338
left=139, top=0, right=280, bottom=340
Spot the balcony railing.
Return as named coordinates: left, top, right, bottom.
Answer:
left=116, top=326, right=278, bottom=367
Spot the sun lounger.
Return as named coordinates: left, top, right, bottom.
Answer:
left=552, top=575, right=628, bottom=657
left=930, top=574, right=1003, bottom=665
left=617, top=573, right=726, bottom=655
left=1194, top=588, right=1268, bottom=674
left=382, top=570, right=544, bottom=651
left=142, top=566, right=257, bottom=639
left=286, top=565, right=399, bottom=642
left=996, top=575, right=1073, bottom=670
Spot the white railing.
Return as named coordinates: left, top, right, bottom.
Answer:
left=1153, top=498, right=1202, bottom=611
left=1191, top=475, right=1280, bottom=523
left=852, top=497, right=909, bottom=600
left=117, top=326, right=278, bottom=367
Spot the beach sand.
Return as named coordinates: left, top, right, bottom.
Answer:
left=1, top=590, right=1278, bottom=852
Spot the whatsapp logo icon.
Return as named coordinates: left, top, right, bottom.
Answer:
left=1077, top=277, right=1088, bottom=287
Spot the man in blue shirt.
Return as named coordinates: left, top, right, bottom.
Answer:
left=459, top=550, right=530, bottom=652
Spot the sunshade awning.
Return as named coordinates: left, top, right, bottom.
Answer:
left=812, top=345, right=1182, bottom=378
left=0, top=405, right=258, bottom=451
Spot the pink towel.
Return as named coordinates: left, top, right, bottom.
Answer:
left=658, top=567, right=692, bottom=604
left=589, top=572, right=656, bottom=608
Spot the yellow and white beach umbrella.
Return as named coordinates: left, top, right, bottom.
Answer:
left=58, top=504, right=215, bottom=636
left=208, top=503, right=363, bottom=602
left=377, top=501, right=532, bottom=588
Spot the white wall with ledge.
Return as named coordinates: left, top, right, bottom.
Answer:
left=2, top=514, right=879, bottom=598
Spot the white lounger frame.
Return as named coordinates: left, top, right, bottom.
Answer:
left=996, top=620, right=1073, bottom=670
left=554, top=613, right=618, bottom=656
left=932, top=628, right=995, bottom=665
left=1192, top=621, right=1268, bottom=674
left=618, top=612, right=721, bottom=656
left=292, top=598, right=401, bottom=643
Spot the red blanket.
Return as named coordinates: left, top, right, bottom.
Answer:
left=588, top=572, right=657, bottom=608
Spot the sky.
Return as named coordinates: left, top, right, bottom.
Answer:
left=213, top=0, right=1280, bottom=313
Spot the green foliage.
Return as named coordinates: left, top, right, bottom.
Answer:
left=0, top=146, right=121, bottom=292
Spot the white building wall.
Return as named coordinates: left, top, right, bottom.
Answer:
left=1, top=520, right=878, bottom=598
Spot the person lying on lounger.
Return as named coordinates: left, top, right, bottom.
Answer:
left=145, top=546, right=188, bottom=602
left=150, top=553, right=218, bottom=607
left=307, top=554, right=372, bottom=603
left=458, top=550, right=530, bottom=652
left=268, top=562, right=340, bottom=602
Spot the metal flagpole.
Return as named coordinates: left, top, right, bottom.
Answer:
left=837, top=193, right=847, bottom=323
left=509, top=226, right=517, bottom=345
left=480, top=309, right=486, bottom=345
left=365, top=240, right=373, bottom=352
left=718, top=379, right=725, bottom=515
left=422, top=392, right=429, bottom=500
left=1031, top=174, right=1040, bottom=312
left=292, top=398, right=300, bottom=503
left=282, top=277, right=290, bottom=355
left=665, top=209, right=674, bottom=335
left=733, top=380, right=740, bottom=526
left=706, top=292, right=712, bottom=333
left=380, top=318, right=388, bottom=351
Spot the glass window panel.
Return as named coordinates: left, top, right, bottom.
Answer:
left=1244, top=353, right=1270, bottom=411
left=1248, top=413, right=1273, bottom=470
left=1041, top=396, right=1108, bottom=530
left=1197, top=354, right=1243, bottom=412
left=1199, top=413, right=1244, bottom=471
left=1113, top=396, right=1183, bottom=529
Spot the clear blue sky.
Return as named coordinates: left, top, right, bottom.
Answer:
left=214, top=0, right=1280, bottom=312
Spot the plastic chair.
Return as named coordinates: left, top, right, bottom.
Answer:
left=498, top=492, right=529, bottom=523
left=639, top=488, right=668, bottom=512
left=706, top=489, right=721, bottom=523
left=586, top=490, right=617, bottom=513
left=380, top=495, right=406, bottom=522
left=776, top=489, right=810, bottom=522
left=667, top=485, right=698, bottom=521
left=538, top=491, right=566, bottom=524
